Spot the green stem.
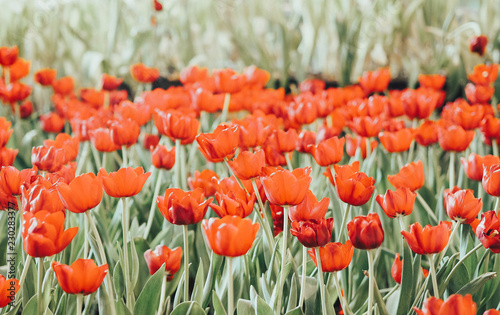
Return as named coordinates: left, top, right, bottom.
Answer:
left=436, top=221, right=460, bottom=265
left=15, top=255, right=32, bottom=303
left=174, top=139, right=181, bottom=188
left=179, top=142, right=187, bottom=190
left=75, top=142, right=90, bottom=175
left=366, top=137, right=372, bottom=161
left=285, top=153, right=293, bottom=171
left=298, top=246, right=307, bottom=308
left=84, top=214, right=89, bottom=258
left=251, top=179, right=275, bottom=249
left=396, top=153, right=404, bottom=169
left=38, top=258, right=43, bottom=315
left=315, top=247, right=327, bottom=315
left=339, top=204, right=351, bottom=242
left=416, top=193, right=438, bottom=222
left=398, top=215, right=406, bottom=233
left=144, top=170, right=163, bottom=238
left=275, top=205, right=289, bottom=314
left=367, top=250, right=374, bottom=315
left=428, top=254, right=439, bottom=299
left=220, top=93, right=231, bottom=124
left=334, top=272, right=350, bottom=315
left=408, top=140, right=415, bottom=162
left=157, top=272, right=168, bottom=315
left=495, top=197, right=500, bottom=215
left=493, top=140, right=499, bottom=157
left=443, top=243, right=483, bottom=287
left=227, top=257, right=234, bottom=315
left=122, top=145, right=128, bottom=167
left=183, top=225, right=190, bottom=302
left=76, top=294, right=83, bottom=315
left=122, top=198, right=133, bottom=309
left=449, top=152, right=455, bottom=189
left=86, top=211, right=117, bottom=315
left=102, top=152, right=107, bottom=170
left=224, top=158, right=250, bottom=195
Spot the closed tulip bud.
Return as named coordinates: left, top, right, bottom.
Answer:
left=144, top=245, right=182, bottom=280
left=308, top=240, right=354, bottom=272
left=376, top=187, right=416, bottom=218
left=391, top=253, right=402, bottom=284
left=151, top=145, right=175, bottom=170
left=290, top=218, right=334, bottom=248
left=347, top=213, right=384, bottom=250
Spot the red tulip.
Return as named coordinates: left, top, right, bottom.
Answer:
left=482, top=164, right=500, bottom=197
left=110, top=118, right=140, bottom=147
left=52, top=259, right=108, bottom=295
left=348, top=116, right=384, bottom=138
left=21, top=176, right=65, bottom=214
left=401, top=221, right=452, bottom=255
left=469, top=35, right=488, bottom=56
left=289, top=190, right=329, bottom=221
left=40, top=112, right=65, bottom=133
left=347, top=213, right=385, bottom=250
left=31, top=146, right=66, bottom=173
left=56, top=173, right=103, bottom=213
left=438, top=125, right=475, bottom=152
left=157, top=188, right=212, bottom=225
left=0, top=148, right=18, bottom=167
left=358, top=68, right=391, bottom=96
left=210, top=186, right=256, bottom=218
left=345, top=134, right=378, bottom=159
left=52, top=76, right=74, bottom=96
left=461, top=153, right=500, bottom=182
left=0, top=275, right=19, bottom=307
left=0, top=166, right=37, bottom=197
left=261, top=167, right=312, bottom=206
left=414, top=120, right=439, bottom=146
left=475, top=211, right=500, bottom=253
left=334, top=166, right=375, bottom=206
left=308, top=240, right=354, bottom=273
left=387, top=160, right=425, bottom=192
left=34, top=68, right=57, bottom=86
left=418, top=74, right=446, bottom=90
left=99, top=167, right=151, bottom=198
left=89, top=128, right=121, bottom=152
left=101, top=73, right=123, bottom=91
left=227, top=149, right=265, bottom=180
left=376, top=187, right=416, bottom=218
left=155, top=110, right=199, bottom=144
left=202, top=215, right=259, bottom=257
left=188, top=170, right=219, bottom=197
left=151, top=145, right=175, bottom=170
left=444, top=189, right=482, bottom=224
left=379, top=128, right=414, bottom=153
left=391, top=253, right=402, bottom=284
left=0, top=46, right=18, bottom=67
left=468, top=64, right=499, bottom=86
left=144, top=245, right=182, bottom=280
left=413, top=294, right=476, bottom=315
left=130, top=63, right=160, bottom=83
left=308, top=136, right=345, bottom=166
left=196, top=124, right=240, bottom=162
left=290, top=218, right=333, bottom=248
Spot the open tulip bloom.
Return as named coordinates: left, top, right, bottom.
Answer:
left=3, top=42, right=500, bottom=315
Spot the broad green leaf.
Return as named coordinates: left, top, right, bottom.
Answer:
left=255, top=293, right=274, bottom=315
left=192, top=259, right=205, bottom=305
left=457, top=272, right=497, bottom=296
left=202, top=252, right=224, bottom=308
left=212, top=290, right=227, bottom=315
left=170, top=301, right=206, bottom=315
left=114, top=261, right=125, bottom=297
left=133, top=265, right=165, bottom=315
left=285, top=306, right=304, bottom=315
left=396, top=242, right=413, bottom=315
left=237, top=299, right=255, bottom=315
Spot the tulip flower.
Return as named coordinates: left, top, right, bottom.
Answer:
left=290, top=218, right=333, bottom=248
left=52, top=76, right=74, bottom=95
left=227, top=149, right=265, bottom=180
left=89, top=128, right=121, bottom=152
left=101, top=73, right=123, bottom=91
left=210, top=188, right=256, bottom=218
left=56, top=173, right=103, bottom=213
left=99, top=167, right=150, bottom=198
left=0, top=147, right=18, bottom=167
left=34, top=68, right=57, bottom=86
left=196, top=124, right=240, bottom=162
left=23, top=210, right=78, bottom=257
left=0, top=166, right=37, bottom=197
left=21, top=176, right=65, bottom=214
left=345, top=134, right=378, bottom=159
left=188, top=170, right=219, bottom=197
left=348, top=116, right=384, bottom=138
left=413, top=294, right=476, bottom=315
left=130, top=63, right=160, bottom=83
left=418, top=74, right=446, bottom=90
left=469, top=34, right=488, bottom=56
left=358, top=68, right=391, bottom=95
left=31, top=145, right=66, bottom=173
left=444, top=189, right=482, bottom=224
left=308, top=240, right=354, bottom=273
left=308, top=136, right=345, bottom=166
left=151, top=145, right=175, bottom=170
left=52, top=259, right=108, bottom=295
left=144, top=245, right=182, bottom=280
left=289, top=190, right=329, bottom=221
left=376, top=187, right=416, bottom=219
left=157, top=188, right=213, bottom=225
left=482, top=164, right=500, bottom=197
left=334, top=165, right=375, bottom=206
left=236, top=117, right=271, bottom=150
left=110, top=118, right=140, bottom=148
left=414, top=120, right=439, bottom=146
left=155, top=110, right=200, bottom=145
left=379, top=128, right=414, bottom=153
left=40, top=112, right=65, bottom=133
left=0, top=275, right=19, bottom=307
left=391, top=253, right=403, bottom=284
left=461, top=153, right=500, bottom=182
left=402, top=221, right=452, bottom=255
left=261, top=167, right=312, bottom=206
left=476, top=211, right=500, bottom=253
left=468, top=64, right=499, bottom=85
left=388, top=160, right=425, bottom=192
left=0, top=46, right=18, bottom=67
left=484, top=310, right=500, bottom=315
left=347, top=213, right=385, bottom=250
left=438, top=125, right=475, bottom=152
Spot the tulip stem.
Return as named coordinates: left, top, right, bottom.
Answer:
left=367, top=250, right=374, bottom=315
left=122, top=198, right=134, bottom=309
left=275, top=205, right=289, bottom=314
left=334, top=272, right=350, bottom=315
left=84, top=214, right=89, bottom=258
left=449, top=152, right=455, bottom=189
left=122, top=145, right=128, bottom=167
left=144, top=170, right=163, bottom=239
left=227, top=257, right=234, bottom=315
left=315, top=247, right=327, bottom=315
left=179, top=142, right=187, bottom=190
left=436, top=221, right=459, bottom=265
left=495, top=197, right=500, bottom=215
left=15, top=255, right=32, bottom=303
left=396, top=153, right=404, bottom=169
left=339, top=203, right=351, bottom=242
left=251, top=179, right=275, bottom=249
left=366, top=138, right=372, bottom=161
left=285, top=153, right=293, bottom=171
left=416, top=193, right=438, bottom=223
left=157, top=271, right=168, bottom=315
left=220, top=93, right=231, bottom=124
left=38, top=258, right=43, bottom=315
left=493, top=140, right=499, bottom=157
left=76, top=294, right=83, bottom=315
left=224, top=157, right=251, bottom=196
left=298, top=246, right=307, bottom=308
left=174, top=139, right=181, bottom=188
left=398, top=215, right=406, bottom=233
left=183, top=224, right=190, bottom=302
left=102, top=152, right=107, bottom=170
left=428, top=254, right=439, bottom=299
left=86, top=211, right=117, bottom=315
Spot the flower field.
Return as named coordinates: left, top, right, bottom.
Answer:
left=2, top=1, right=500, bottom=315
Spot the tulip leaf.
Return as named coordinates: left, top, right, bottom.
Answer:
left=192, top=259, right=205, bottom=305
left=115, top=297, right=132, bottom=315
left=448, top=263, right=470, bottom=293
left=255, top=293, right=274, bottom=315
left=396, top=242, right=413, bottom=315
left=457, top=272, right=497, bottom=296
left=237, top=299, right=255, bottom=314
left=285, top=306, right=304, bottom=315
left=97, top=285, right=114, bottom=315
left=4, top=301, right=22, bottom=315
left=211, top=290, right=227, bottom=315
left=23, top=294, right=38, bottom=315
left=132, top=237, right=151, bottom=296
left=373, top=280, right=389, bottom=315
left=170, top=301, right=206, bottom=315
left=202, top=252, right=224, bottom=308
left=303, top=276, right=318, bottom=314
left=133, top=264, right=165, bottom=315
left=286, top=273, right=298, bottom=312
left=113, top=261, right=125, bottom=297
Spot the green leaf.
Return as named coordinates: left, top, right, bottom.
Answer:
left=133, top=265, right=165, bottom=315
left=286, top=273, right=298, bottom=312
left=192, top=259, right=205, bottom=305
left=114, top=261, right=125, bottom=297
left=448, top=263, right=469, bottom=293
left=211, top=290, right=227, bottom=315
left=202, top=252, right=224, bottom=308
left=396, top=242, right=413, bottom=315
left=237, top=299, right=255, bottom=314
left=285, top=306, right=304, bottom=315
left=23, top=293, right=38, bottom=315
left=170, top=301, right=206, bottom=315
left=457, top=272, right=497, bottom=296
left=255, top=294, right=274, bottom=315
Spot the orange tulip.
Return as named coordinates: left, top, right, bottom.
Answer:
left=188, top=170, right=219, bottom=197
left=345, top=134, right=378, bottom=159
left=34, top=68, right=57, bottom=86
left=379, top=128, right=414, bottom=153
left=144, top=245, right=182, bottom=280
left=484, top=310, right=500, bottom=315
left=101, top=73, right=123, bottom=91
left=465, top=83, right=494, bottom=104
left=0, top=46, right=18, bottom=67
left=8, top=58, right=30, bottom=82
left=210, top=188, right=256, bottom=218
left=289, top=190, right=329, bottom=221
left=213, top=68, right=246, bottom=94
left=202, top=215, right=259, bottom=257
left=308, top=240, right=354, bottom=272
left=358, top=68, right=391, bottom=96
left=437, top=124, right=475, bottom=152
left=99, top=167, right=151, bottom=198
left=227, top=149, right=265, bottom=180
left=334, top=166, right=375, bottom=206
left=462, top=153, right=500, bottom=182
left=31, top=146, right=66, bottom=173
left=348, top=116, right=384, bottom=138
left=290, top=218, right=333, bottom=248
left=151, top=145, right=175, bottom=170
left=155, top=110, right=200, bottom=144
left=413, top=294, right=476, bottom=315
left=0, top=148, right=17, bottom=167
left=414, top=120, right=439, bottom=146
left=401, top=221, right=452, bottom=255
left=387, top=160, right=425, bottom=192
left=0, top=275, right=19, bottom=307
left=0, top=166, right=37, bottom=197
left=308, top=136, right=345, bottom=166
left=391, top=253, right=402, bottom=284
left=0, top=82, right=31, bottom=104
left=44, top=133, right=79, bottom=163
left=444, top=189, right=482, bottom=224
left=196, top=124, right=240, bottom=162
left=52, top=76, right=74, bottom=96
left=467, top=64, right=499, bottom=85
left=180, top=65, right=209, bottom=85
left=23, top=210, right=78, bottom=257
left=40, top=112, right=65, bottom=133
left=347, top=213, right=384, bottom=250
left=21, top=176, right=65, bottom=214
left=475, top=211, right=500, bottom=253
left=130, top=63, right=160, bottom=83
left=401, top=88, right=441, bottom=120
left=89, top=128, right=121, bottom=152
left=110, top=118, right=140, bottom=147
left=261, top=167, right=312, bottom=206
left=115, top=100, right=152, bottom=126
left=52, top=259, right=108, bottom=295
left=418, top=74, right=446, bottom=90
left=480, top=116, right=500, bottom=141
left=157, top=188, right=212, bottom=225
left=269, top=128, right=298, bottom=153
left=143, top=133, right=160, bottom=150
left=376, top=187, right=416, bottom=218
left=482, top=164, right=500, bottom=197
left=56, top=173, right=103, bottom=214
